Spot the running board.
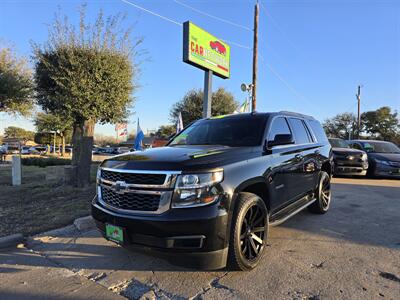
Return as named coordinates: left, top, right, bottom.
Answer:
left=269, top=198, right=316, bottom=227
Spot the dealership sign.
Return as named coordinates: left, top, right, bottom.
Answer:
left=183, top=21, right=230, bottom=79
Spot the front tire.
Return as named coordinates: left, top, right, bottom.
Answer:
left=308, top=171, right=331, bottom=214
left=228, top=192, right=268, bottom=271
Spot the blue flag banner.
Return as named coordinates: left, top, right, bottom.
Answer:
left=134, top=119, right=144, bottom=150
left=176, top=111, right=184, bottom=134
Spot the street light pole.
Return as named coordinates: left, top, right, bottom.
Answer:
left=356, top=85, right=361, bottom=139
left=53, top=132, right=56, bottom=154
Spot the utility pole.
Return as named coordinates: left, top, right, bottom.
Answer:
left=356, top=85, right=361, bottom=139
left=252, top=1, right=259, bottom=112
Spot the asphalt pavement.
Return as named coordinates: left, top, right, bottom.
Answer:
left=0, top=178, right=399, bottom=300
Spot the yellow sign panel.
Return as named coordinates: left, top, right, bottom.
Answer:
left=183, top=21, right=230, bottom=79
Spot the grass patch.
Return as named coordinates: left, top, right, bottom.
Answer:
left=0, top=165, right=97, bottom=237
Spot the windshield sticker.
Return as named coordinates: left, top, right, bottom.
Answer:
left=209, top=115, right=227, bottom=120
left=191, top=150, right=224, bottom=158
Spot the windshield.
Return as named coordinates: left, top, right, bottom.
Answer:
left=329, top=139, right=349, bottom=148
left=169, top=116, right=267, bottom=147
left=361, top=141, right=400, bottom=153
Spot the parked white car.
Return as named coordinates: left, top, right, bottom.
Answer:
left=21, top=146, right=31, bottom=155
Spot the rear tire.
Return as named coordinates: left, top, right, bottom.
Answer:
left=308, top=171, right=331, bottom=214
left=228, top=192, right=268, bottom=271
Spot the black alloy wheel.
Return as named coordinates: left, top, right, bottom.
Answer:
left=320, top=173, right=331, bottom=210
left=240, top=204, right=267, bottom=260
left=228, top=192, right=269, bottom=271
left=309, top=171, right=331, bottom=214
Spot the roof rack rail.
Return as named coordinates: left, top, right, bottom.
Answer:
left=278, top=111, right=315, bottom=120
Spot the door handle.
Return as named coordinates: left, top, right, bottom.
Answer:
left=304, top=162, right=316, bottom=172
left=294, top=154, right=303, bottom=161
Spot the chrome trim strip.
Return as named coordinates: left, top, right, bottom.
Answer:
left=100, top=167, right=181, bottom=175
left=101, top=184, right=163, bottom=195
left=100, top=167, right=181, bottom=189
left=270, top=198, right=316, bottom=227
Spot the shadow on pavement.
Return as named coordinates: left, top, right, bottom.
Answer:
left=1, top=181, right=399, bottom=275
left=278, top=182, right=400, bottom=250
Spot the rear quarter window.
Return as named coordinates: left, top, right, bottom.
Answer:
left=307, top=120, right=328, bottom=143
left=288, top=118, right=312, bottom=144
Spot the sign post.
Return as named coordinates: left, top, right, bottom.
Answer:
left=12, top=155, right=21, bottom=186
left=203, top=70, right=212, bottom=118
left=183, top=21, right=230, bottom=118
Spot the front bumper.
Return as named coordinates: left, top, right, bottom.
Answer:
left=333, top=165, right=367, bottom=176
left=91, top=196, right=229, bottom=269
left=333, top=160, right=368, bottom=176
left=374, top=164, right=400, bottom=178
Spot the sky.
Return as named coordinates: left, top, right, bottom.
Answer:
left=0, top=0, right=399, bottom=137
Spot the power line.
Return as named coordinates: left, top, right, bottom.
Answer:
left=259, top=54, right=314, bottom=109
left=173, top=0, right=252, bottom=32
left=222, top=39, right=252, bottom=50
left=120, top=0, right=252, bottom=50
left=121, top=0, right=311, bottom=108
left=120, top=0, right=182, bottom=27
left=259, top=0, right=297, bottom=50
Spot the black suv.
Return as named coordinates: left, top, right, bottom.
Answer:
left=92, top=112, right=333, bottom=271
left=328, top=138, right=368, bottom=176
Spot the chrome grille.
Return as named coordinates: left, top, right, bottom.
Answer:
left=101, top=170, right=166, bottom=185
left=101, top=187, right=160, bottom=211
left=97, top=168, right=180, bottom=214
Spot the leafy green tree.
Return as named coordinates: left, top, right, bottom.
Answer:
left=34, top=112, right=73, bottom=156
left=170, top=87, right=238, bottom=125
left=33, top=6, right=141, bottom=186
left=156, top=125, right=176, bottom=139
left=4, top=126, right=35, bottom=140
left=322, top=112, right=358, bottom=139
left=0, top=46, right=34, bottom=115
left=361, top=106, right=399, bottom=141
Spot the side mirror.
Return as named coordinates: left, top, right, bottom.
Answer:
left=267, top=134, right=294, bottom=148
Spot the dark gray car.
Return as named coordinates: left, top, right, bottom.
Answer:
left=349, top=140, right=400, bottom=178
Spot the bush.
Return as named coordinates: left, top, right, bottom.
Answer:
left=21, top=157, right=71, bottom=168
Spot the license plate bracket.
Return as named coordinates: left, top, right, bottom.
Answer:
left=105, top=224, right=124, bottom=244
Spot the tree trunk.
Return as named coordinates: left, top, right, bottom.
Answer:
left=70, top=119, right=95, bottom=187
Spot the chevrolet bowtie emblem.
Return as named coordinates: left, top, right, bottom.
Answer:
left=112, top=181, right=129, bottom=194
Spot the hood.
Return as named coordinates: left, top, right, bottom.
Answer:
left=332, top=147, right=365, bottom=155
left=367, top=152, right=400, bottom=162
left=101, top=145, right=259, bottom=171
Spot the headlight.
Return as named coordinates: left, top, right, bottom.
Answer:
left=361, top=153, right=368, bottom=160
left=173, top=171, right=223, bottom=208
left=96, top=167, right=101, bottom=184
left=375, top=159, right=390, bottom=166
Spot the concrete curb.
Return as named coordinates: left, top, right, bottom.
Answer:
left=0, top=233, right=25, bottom=250
left=74, top=215, right=96, bottom=232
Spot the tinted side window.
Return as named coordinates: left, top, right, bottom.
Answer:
left=351, top=143, right=362, bottom=150
left=288, top=118, right=311, bottom=144
left=307, top=120, right=328, bottom=143
left=268, top=117, right=291, bottom=141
